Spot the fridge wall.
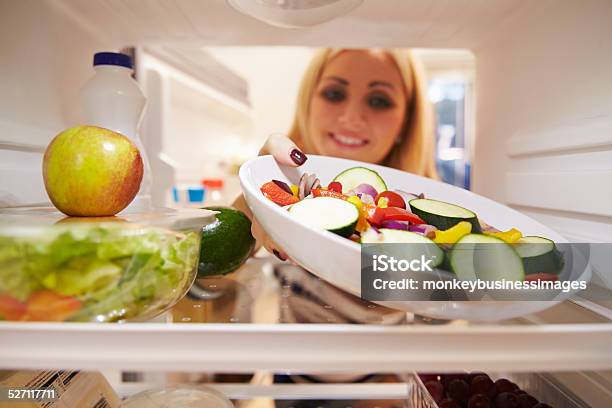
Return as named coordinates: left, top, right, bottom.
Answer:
left=0, top=0, right=114, bottom=206
left=472, top=0, right=612, bottom=244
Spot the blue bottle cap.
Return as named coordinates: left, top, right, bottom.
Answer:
left=187, top=187, right=205, bottom=203
left=93, top=52, right=133, bottom=69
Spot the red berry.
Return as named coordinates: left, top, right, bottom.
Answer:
left=439, top=399, right=460, bottom=408
left=424, top=380, right=444, bottom=403
left=514, top=390, right=527, bottom=395
left=448, top=379, right=470, bottom=404
left=468, top=394, right=492, bottom=408
left=496, top=378, right=519, bottom=394
left=517, top=393, right=539, bottom=408
left=470, top=375, right=497, bottom=399
left=495, top=392, right=520, bottom=408
left=469, top=372, right=489, bottom=383
left=441, top=373, right=466, bottom=389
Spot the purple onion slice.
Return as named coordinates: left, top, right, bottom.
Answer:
left=353, top=183, right=378, bottom=198
left=272, top=179, right=292, bottom=195
left=380, top=220, right=410, bottom=231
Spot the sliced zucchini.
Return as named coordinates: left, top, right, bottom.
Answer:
left=362, top=228, right=444, bottom=268
left=409, top=198, right=482, bottom=233
left=288, top=197, right=358, bottom=238
left=333, top=167, right=387, bottom=194
left=450, top=234, right=525, bottom=282
left=514, top=236, right=564, bottom=275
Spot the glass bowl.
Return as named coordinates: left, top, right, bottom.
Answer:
left=0, top=207, right=215, bottom=322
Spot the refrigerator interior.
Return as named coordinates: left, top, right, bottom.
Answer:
left=1, top=0, right=611, bottom=406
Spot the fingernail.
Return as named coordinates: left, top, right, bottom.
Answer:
left=290, top=148, right=307, bottom=166
left=273, top=249, right=287, bottom=261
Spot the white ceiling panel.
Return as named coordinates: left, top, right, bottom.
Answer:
left=51, top=0, right=531, bottom=49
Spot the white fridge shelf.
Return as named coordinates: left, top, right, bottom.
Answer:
left=1, top=321, right=611, bottom=373
left=2, top=260, right=612, bottom=375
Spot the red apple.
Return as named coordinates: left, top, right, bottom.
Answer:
left=43, top=125, right=143, bottom=216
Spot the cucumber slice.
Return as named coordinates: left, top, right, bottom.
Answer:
left=450, top=234, right=525, bottom=282
left=409, top=198, right=482, bottom=233
left=362, top=228, right=444, bottom=268
left=333, top=167, right=387, bottom=194
left=288, top=197, right=358, bottom=238
left=514, top=236, right=564, bottom=275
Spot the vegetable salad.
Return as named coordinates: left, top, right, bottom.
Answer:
left=0, top=224, right=199, bottom=322
left=260, top=166, right=564, bottom=283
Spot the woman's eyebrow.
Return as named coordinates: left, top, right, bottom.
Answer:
left=369, top=80, right=394, bottom=89
left=323, top=76, right=348, bottom=85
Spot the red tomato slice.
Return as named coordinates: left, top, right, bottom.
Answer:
left=25, top=291, right=81, bottom=322
left=327, top=181, right=343, bottom=194
left=0, top=294, right=27, bottom=320
left=375, top=191, right=406, bottom=209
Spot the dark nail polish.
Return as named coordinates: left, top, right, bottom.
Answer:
left=273, top=249, right=287, bottom=261
left=290, top=149, right=307, bottom=166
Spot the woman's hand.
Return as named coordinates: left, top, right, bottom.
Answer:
left=260, top=133, right=308, bottom=166
left=232, top=134, right=307, bottom=261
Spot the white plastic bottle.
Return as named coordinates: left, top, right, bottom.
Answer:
left=80, top=51, right=152, bottom=210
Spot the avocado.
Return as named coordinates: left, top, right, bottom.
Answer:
left=198, top=207, right=256, bottom=277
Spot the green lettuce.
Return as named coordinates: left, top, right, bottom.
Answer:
left=0, top=225, right=200, bottom=321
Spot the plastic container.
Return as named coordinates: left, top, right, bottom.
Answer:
left=0, top=206, right=216, bottom=322
left=202, top=178, right=225, bottom=206
left=122, top=385, right=234, bottom=408
left=172, top=185, right=207, bottom=207
left=80, top=51, right=152, bottom=209
left=415, top=371, right=583, bottom=408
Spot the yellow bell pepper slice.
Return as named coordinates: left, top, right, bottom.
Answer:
left=433, top=221, right=472, bottom=244
left=484, top=227, right=523, bottom=243
left=347, top=195, right=369, bottom=233
left=290, top=184, right=299, bottom=197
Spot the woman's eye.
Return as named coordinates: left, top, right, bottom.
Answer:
left=321, top=88, right=346, bottom=103
left=368, top=95, right=394, bottom=109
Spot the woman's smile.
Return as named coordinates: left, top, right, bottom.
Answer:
left=328, top=131, right=369, bottom=148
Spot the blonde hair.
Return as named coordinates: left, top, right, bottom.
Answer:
left=287, top=48, right=438, bottom=179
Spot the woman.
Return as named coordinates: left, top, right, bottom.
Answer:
left=228, top=48, right=439, bottom=395
left=234, top=48, right=438, bottom=260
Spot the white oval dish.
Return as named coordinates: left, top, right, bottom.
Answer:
left=239, top=155, right=591, bottom=321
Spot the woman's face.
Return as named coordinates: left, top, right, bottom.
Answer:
left=308, top=50, right=407, bottom=163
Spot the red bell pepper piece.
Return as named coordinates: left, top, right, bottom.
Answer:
left=379, top=207, right=425, bottom=224
left=261, top=181, right=299, bottom=206
left=312, top=188, right=347, bottom=200
left=365, top=205, right=384, bottom=225
left=524, top=273, right=559, bottom=282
